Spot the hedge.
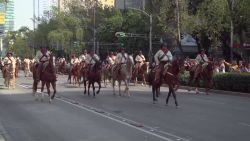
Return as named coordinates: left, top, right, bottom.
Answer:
left=213, top=73, right=250, bottom=93
left=179, top=71, right=250, bottom=93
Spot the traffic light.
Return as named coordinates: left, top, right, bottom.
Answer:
left=115, top=32, right=126, bottom=37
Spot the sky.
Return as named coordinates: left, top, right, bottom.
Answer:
left=14, top=0, right=33, bottom=30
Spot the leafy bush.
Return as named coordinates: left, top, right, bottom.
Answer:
left=179, top=71, right=250, bottom=93
left=213, top=73, right=250, bottom=93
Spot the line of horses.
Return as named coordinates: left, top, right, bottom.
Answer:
left=30, top=55, right=215, bottom=107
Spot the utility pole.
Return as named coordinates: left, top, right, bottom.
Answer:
left=93, top=0, right=96, bottom=53
left=230, top=0, right=235, bottom=63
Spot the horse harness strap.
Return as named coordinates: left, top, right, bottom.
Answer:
left=39, top=55, right=48, bottom=63
left=7, top=57, right=13, bottom=64
left=159, top=52, right=170, bottom=61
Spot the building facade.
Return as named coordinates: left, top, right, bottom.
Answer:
left=5, top=0, right=14, bottom=32
left=99, top=0, right=115, bottom=7
left=115, top=0, right=146, bottom=10
left=38, top=0, right=58, bottom=18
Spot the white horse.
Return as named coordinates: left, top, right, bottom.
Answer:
left=112, top=55, right=134, bottom=97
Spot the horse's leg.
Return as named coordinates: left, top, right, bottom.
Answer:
left=152, top=83, right=157, bottom=102
left=118, top=81, right=121, bottom=96
left=83, top=79, right=87, bottom=94
left=112, top=78, right=116, bottom=95
left=172, top=87, right=179, bottom=108
left=124, top=79, right=130, bottom=97
left=97, top=81, right=101, bottom=94
left=92, top=82, right=95, bottom=97
left=195, top=78, right=199, bottom=94
left=166, top=87, right=172, bottom=106
left=51, top=81, right=56, bottom=100
left=88, top=81, right=91, bottom=96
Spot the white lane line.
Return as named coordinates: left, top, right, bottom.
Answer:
left=239, top=122, right=250, bottom=127
left=57, top=98, right=174, bottom=141
left=18, top=83, right=189, bottom=141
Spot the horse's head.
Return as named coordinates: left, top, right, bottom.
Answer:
left=172, top=57, right=185, bottom=74
left=93, top=61, right=102, bottom=72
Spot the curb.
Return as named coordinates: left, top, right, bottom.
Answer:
left=179, top=86, right=250, bottom=97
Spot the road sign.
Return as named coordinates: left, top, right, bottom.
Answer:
left=115, top=32, right=126, bottom=37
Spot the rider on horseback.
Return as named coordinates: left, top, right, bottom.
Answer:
left=154, top=43, right=173, bottom=85
left=86, top=50, right=100, bottom=72
left=194, top=48, right=209, bottom=79
left=35, top=46, right=51, bottom=82
left=114, top=47, right=128, bottom=73
left=135, top=51, right=146, bottom=74
left=79, top=49, right=87, bottom=62
left=3, top=52, right=16, bottom=77
left=106, top=51, right=116, bottom=66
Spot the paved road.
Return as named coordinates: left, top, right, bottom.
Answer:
left=0, top=72, right=250, bottom=141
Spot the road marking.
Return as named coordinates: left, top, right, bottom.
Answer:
left=239, top=122, right=250, bottom=127
left=18, top=83, right=189, bottom=141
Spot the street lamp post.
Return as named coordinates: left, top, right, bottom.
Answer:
left=127, top=7, right=153, bottom=62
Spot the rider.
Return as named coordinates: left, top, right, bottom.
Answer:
left=70, top=53, right=79, bottom=73
left=135, top=51, right=146, bottom=73
left=154, top=43, right=173, bottom=84
left=35, top=46, right=51, bottom=82
left=114, top=47, right=128, bottom=72
left=85, top=50, right=100, bottom=72
left=79, top=49, right=87, bottom=62
left=194, top=48, right=209, bottom=78
left=3, top=52, right=16, bottom=76
left=106, top=51, right=116, bottom=66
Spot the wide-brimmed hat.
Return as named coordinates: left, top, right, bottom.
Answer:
left=119, top=47, right=125, bottom=52
left=160, top=43, right=168, bottom=48
left=7, top=52, right=13, bottom=55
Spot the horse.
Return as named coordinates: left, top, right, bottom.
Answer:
left=132, top=62, right=149, bottom=86
left=32, top=55, right=57, bottom=103
left=148, top=58, right=184, bottom=107
left=2, top=62, right=16, bottom=89
left=83, top=61, right=102, bottom=97
left=23, top=60, right=31, bottom=77
left=15, top=59, right=21, bottom=77
left=70, top=63, right=83, bottom=86
left=58, top=60, right=67, bottom=74
left=186, top=60, right=214, bottom=95
left=112, top=55, right=134, bottom=97
left=101, top=62, right=113, bottom=87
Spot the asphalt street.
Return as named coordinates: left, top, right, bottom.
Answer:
left=0, top=72, right=250, bottom=141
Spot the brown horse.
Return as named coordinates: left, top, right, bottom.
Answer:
left=33, top=55, right=57, bottom=102
left=149, top=58, right=184, bottom=107
left=71, top=63, right=83, bottom=86
left=84, top=61, right=102, bottom=97
left=186, top=60, right=214, bottom=95
left=15, top=59, right=21, bottom=77
left=112, top=56, right=134, bottom=97
left=101, top=63, right=112, bottom=87
left=132, top=62, right=149, bottom=86
left=2, top=63, right=16, bottom=89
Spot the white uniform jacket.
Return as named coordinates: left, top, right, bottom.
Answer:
left=35, top=50, right=51, bottom=63
left=85, top=54, right=100, bottom=65
left=115, top=53, right=128, bottom=64
left=135, top=55, right=146, bottom=63
left=154, top=50, right=173, bottom=65
left=195, top=54, right=208, bottom=64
